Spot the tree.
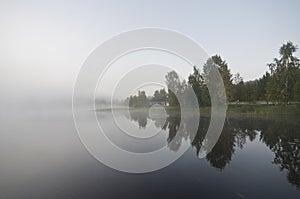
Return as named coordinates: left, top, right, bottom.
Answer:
left=257, top=72, right=270, bottom=101
left=267, top=42, right=300, bottom=104
left=244, top=80, right=258, bottom=102
left=211, top=55, right=234, bottom=102
left=233, top=73, right=243, bottom=85
left=165, top=71, right=182, bottom=107
left=153, top=88, right=167, bottom=101
left=128, top=90, right=148, bottom=107
left=129, top=96, right=133, bottom=107
left=188, top=66, right=204, bottom=105
left=202, top=57, right=227, bottom=105
left=266, top=75, right=280, bottom=103
left=233, top=73, right=245, bottom=102
left=137, top=91, right=147, bottom=107
left=293, top=70, right=300, bottom=101
left=188, top=66, right=211, bottom=106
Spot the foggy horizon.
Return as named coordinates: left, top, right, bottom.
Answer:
left=2, top=0, right=300, bottom=108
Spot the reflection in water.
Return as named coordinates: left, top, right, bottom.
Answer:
left=259, top=120, right=300, bottom=188
left=129, top=109, right=149, bottom=128
left=127, top=109, right=300, bottom=188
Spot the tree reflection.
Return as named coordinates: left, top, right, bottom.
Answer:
left=166, top=116, right=182, bottom=151
left=206, top=124, right=235, bottom=170
left=127, top=109, right=300, bottom=188
left=259, top=119, right=300, bottom=188
left=128, top=108, right=149, bottom=128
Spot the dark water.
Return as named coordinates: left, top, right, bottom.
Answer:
left=0, top=108, right=300, bottom=199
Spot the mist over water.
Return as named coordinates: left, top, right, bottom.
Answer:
left=1, top=1, right=300, bottom=197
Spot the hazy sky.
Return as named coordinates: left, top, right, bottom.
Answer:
left=1, top=0, right=300, bottom=102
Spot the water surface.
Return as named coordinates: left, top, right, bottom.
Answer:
left=0, top=108, right=299, bottom=199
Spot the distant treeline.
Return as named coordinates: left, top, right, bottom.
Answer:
left=128, top=91, right=148, bottom=107
left=127, top=89, right=167, bottom=108
left=127, top=41, right=300, bottom=107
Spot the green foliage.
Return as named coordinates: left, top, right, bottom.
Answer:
left=231, top=42, right=300, bottom=104
left=292, top=69, right=300, bottom=101
left=128, top=90, right=148, bottom=107
left=212, top=55, right=234, bottom=101
left=266, top=41, right=300, bottom=104
left=165, top=71, right=186, bottom=107
left=202, top=57, right=227, bottom=105
left=126, top=42, right=300, bottom=108
left=188, top=66, right=210, bottom=106
left=257, top=72, right=270, bottom=100
left=153, top=88, right=167, bottom=101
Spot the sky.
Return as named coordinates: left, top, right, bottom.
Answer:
left=1, top=0, right=300, bottom=103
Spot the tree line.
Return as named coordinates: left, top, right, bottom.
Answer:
left=127, top=42, right=300, bottom=107
left=165, top=41, right=300, bottom=106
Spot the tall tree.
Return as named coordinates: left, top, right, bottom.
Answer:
left=232, top=73, right=245, bottom=102
left=202, top=57, right=226, bottom=105
left=211, top=55, right=234, bottom=102
left=188, top=66, right=204, bottom=105
left=165, top=71, right=181, bottom=106
left=267, top=42, right=300, bottom=104
left=188, top=66, right=211, bottom=106
left=293, top=70, right=300, bottom=101
left=153, top=88, right=167, bottom=101
left=128, top=90, right=148, bottom=107
left=257, top=72, right=270, bottom=101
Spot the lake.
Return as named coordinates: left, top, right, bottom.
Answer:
left=0, top=108, right=299, bottom=199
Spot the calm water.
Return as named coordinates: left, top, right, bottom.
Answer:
left=0, top=108, right=300, bottom=199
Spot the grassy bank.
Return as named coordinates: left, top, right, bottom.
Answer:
left=165, top=104, right=300, bottom=118
left=226, top=104, right=300, bottom=116
left=97, top=104, right=300, bottom=119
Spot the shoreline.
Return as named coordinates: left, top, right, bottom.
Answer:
left=95, top=104, right=300, bottom=117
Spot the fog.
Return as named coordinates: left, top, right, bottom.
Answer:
left=1, top=1, right=300, bottom=198
left=1, top=0, right=300, bottom=112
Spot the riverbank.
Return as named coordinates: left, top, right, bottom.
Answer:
left=225, top=104, right=300, bottom=121
left=96, top=104, right=300, bottom=119
left=165, top=104, right=300, bottom=118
